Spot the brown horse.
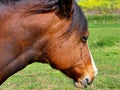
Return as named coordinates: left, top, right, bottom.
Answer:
left=0, top=0, right=97, bottom=88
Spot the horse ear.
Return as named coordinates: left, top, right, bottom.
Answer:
left=56, top=0, right=73, bottom=18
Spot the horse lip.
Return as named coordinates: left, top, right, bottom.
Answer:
left=74, top=81, right=88, bottom=88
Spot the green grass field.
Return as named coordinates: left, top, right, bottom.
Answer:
left=0, top=20, right=120, bottom=90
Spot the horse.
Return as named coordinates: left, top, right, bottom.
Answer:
left=0, top=0, right=97, bottom=88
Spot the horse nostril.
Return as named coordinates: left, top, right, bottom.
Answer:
left=85, top=78, right=92, bottom=85
left=85, top=78, right=89, bottom=84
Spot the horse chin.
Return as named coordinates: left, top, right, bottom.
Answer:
left=74, top=81, right=87, bottom=88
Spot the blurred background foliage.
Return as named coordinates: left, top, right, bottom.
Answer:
left=77, top=0, right=120, bottom=25
left=78, top=0, right=120, bottom=14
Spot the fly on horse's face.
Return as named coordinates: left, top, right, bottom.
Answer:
left=0, top=0, right=97, bottom=88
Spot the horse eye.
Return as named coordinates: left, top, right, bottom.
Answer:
left=81, top=36, right=88, bottom=42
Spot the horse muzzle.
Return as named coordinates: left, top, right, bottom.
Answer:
left=74, top=76, right=94, bottom=88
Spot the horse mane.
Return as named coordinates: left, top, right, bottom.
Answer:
left=0, top=0, right=87, bottom=38
left=0, top=0, right=21, bottom=4
left=68, top=1, right=88, bottom=37
left=0, top=0, right=58, bottom=5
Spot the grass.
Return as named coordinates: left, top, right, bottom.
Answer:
left=86, top=14, right=120, bottom=25
left=0, top=19, right=120, bottom=90
left=87, top=24, right=120, bottom=90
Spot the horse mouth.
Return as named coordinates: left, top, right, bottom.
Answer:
left=74, top=81, right=88, bottom=88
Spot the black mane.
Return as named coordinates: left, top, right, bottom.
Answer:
left=69, top=1, right=88, bottom=37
